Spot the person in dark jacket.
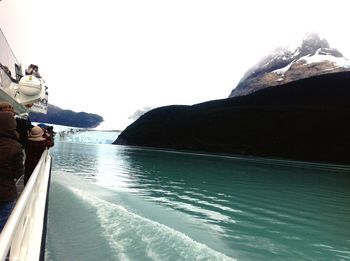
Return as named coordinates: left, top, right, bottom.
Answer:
left=24, top=126, right=54, bottom=185
left=0, top=101, right=32, bottom=147
left=0, top=112, right=24, bottom=232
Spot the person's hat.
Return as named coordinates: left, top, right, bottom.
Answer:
left=0, top=101, right=14, bottom=112
left=29, top=126, right=45, bottom=141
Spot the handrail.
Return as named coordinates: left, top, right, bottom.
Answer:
left=0, top=149, right=52, bottom=261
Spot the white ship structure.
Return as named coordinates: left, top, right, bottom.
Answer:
left=0, top=28, right=52, bottom=260
left=0, top=30, right=48, bottom=115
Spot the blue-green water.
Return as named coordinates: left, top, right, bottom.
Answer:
left=46, top=141, right=350, bottom=261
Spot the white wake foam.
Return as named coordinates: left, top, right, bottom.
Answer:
left=68, top=187, right=236, bottom=261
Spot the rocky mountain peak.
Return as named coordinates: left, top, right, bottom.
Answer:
left=229, top=33, right=350, bottom=98
left=299, top=33, right=330, bottom=55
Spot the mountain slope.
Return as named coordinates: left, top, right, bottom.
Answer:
left=30, top=104, right=104, bottom=128
left=229, top=33, right=350, bottom=98
left=114, top=71, right=350, bottom=164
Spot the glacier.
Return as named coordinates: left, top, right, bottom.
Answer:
left=33, top=123, right=120, bottom=145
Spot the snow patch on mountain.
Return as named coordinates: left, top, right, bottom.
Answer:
left=301, top=49, right=350, bottom=68
left=273, top=62, right=293, bottom=75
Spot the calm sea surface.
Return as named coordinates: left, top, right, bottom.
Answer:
left=45, top=139, right=350, bottom=261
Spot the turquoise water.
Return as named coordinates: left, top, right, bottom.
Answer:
left=46, top=141, right=350, bottom=261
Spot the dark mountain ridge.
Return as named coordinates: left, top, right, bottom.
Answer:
left=30, top=104, right=103, bottom=128
left=114, top=71, right=350, bottom=164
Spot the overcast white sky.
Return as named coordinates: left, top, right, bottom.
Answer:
left=1, top=0, right=350, bottom=130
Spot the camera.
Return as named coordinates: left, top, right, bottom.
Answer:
left=45, top=125, right=56, bottom=137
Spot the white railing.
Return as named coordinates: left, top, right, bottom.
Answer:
left=0, top=149, right=52, bottom=261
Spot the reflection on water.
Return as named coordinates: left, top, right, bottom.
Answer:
left=52, top=142, right=99, bottom=180
left=48, top=142, right=350, bottom=261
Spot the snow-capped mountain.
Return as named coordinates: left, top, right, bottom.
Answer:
left=229, top=33, right=350, bottom=98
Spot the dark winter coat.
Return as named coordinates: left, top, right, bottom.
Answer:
left=24, top=137, right=54, bottom=184
left=0, top=112, right=24, bottom=202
